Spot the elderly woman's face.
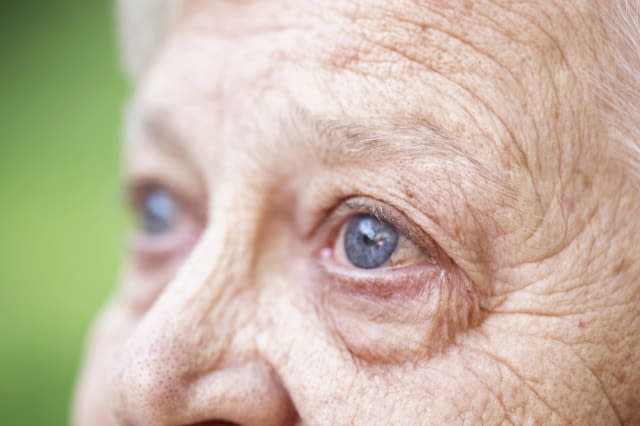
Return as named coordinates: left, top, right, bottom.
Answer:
left=74, top=1, right=640, bottom=424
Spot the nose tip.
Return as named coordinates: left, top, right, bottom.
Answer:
left=109, top=319, right=298, bottom=426
left=109, top=331, right=185, bottom=425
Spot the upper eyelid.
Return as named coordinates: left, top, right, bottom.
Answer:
left=343, top=198, right=425, bottom=245
left=318, top=196, right=436, bottom=256
left=343, top=199, right=413, bottom=235
left=126, top=180, right=172, bottom=210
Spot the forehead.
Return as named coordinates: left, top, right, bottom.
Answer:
left=131, top=0, right=600, bottom=177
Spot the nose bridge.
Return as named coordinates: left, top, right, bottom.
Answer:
left=111, top=201, right=262, bottom=425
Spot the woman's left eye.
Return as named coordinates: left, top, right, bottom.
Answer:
left=343, top=214, right=399, bottom=269
left=331, top=212, right=430, bottom=270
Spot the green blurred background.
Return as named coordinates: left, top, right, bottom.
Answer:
left=0, top=1, right=127, bottom=424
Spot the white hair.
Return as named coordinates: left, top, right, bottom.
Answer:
left=598, top=0, right=640, bottom=184
left=117, top=0, right=182, bottom=79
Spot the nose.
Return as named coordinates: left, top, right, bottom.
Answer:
left=108, top=229, right=298, bottom=426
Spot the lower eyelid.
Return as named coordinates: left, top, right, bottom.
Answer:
left=129, top=224, right=202, bottom=266
left=317, top=259, right=442, bottom=302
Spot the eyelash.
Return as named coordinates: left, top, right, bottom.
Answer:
left=317, top=197, right=438, bottom=268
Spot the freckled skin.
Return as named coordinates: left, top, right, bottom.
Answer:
left=74, top=1, right=640, bottom=425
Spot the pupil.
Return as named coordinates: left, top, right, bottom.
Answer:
left=344, top=214, right=399, bottom=269
left=142, top=188, right=176, bottom=235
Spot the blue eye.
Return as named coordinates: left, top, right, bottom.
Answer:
left=140, top=188, right=178, bottom=235
left=344, top=214, right=399, bottom=269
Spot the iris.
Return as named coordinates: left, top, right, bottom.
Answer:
left=141, top=188, right=177, bottom=235
left=344, top=214, right=399, bottom=269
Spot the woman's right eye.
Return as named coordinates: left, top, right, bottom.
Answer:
left=139, top=187, right=179, bottom=236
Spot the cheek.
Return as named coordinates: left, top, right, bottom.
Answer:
left=267, top=258, right=618, bottom=423
left=415, top=319, right=623, bottom=424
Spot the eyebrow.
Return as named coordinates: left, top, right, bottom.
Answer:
left=292, top=108, right=509, bottom=192
left=312, top=115, right=470, bottom=161
left=134, top=105, right=190, bottom=158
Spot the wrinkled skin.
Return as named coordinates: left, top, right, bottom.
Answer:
left=74, top=1, right=640, bottom=425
